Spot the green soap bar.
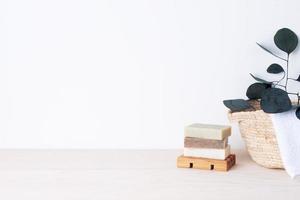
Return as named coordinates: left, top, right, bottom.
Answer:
left=184, top=123, right=231, bottom=140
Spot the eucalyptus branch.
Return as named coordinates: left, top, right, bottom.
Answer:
left=243, top=28, right=300, bottom=116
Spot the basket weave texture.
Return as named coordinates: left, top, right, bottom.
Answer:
left=228, top=100, right=283, bottom=169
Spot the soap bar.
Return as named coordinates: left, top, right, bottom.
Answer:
left=184, top=123, right=231, bottom=140
left=177, top=154, right=236, bottom=171
left=184, top=137, right=228, bottom=149
left=183, top=145, right=230, bottom=160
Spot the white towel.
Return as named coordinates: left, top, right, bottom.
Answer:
left=271, top=109, right=300, bottom=178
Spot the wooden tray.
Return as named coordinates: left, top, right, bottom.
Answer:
left=177, top=154, right=235, bottom=171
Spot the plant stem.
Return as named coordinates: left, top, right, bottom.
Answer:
left=284, top=55, right=300, bottom=105
left=273, top=71, right=286, bottom=87
left=271, top=54, right=300, bottom=106
left=285, top=54, right=290, bottom=91
left=276, top=84, right=286, bottom=88
left=288, top=92, right=298, bottom=95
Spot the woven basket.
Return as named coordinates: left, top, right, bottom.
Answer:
left=228, top=100, right=284, bottom=169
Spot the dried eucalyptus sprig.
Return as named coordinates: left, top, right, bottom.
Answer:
left=224, top=28, right=300, bottom=119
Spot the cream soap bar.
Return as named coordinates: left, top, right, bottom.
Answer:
left=184, top=145, right=231, bottom=160
left=184, top=123, right=231, bottom=140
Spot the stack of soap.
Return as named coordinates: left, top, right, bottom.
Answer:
left=177, top=123, right=235, bottom=171
left=184, top=124, right=231, bottom=159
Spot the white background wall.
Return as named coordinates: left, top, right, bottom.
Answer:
left=1, top=0, right=300, bottom=149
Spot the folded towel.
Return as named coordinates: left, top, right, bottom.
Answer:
left=270, top=109, right=300, bottom=178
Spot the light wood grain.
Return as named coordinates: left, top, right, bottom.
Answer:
left=177, top=154, right=235, bottom=171
left=0, top=149, right=298, bottom=200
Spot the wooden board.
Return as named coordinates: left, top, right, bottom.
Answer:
left=0, top=150, right=297, bottom=200
left=177, top=154, right=235, bottom=171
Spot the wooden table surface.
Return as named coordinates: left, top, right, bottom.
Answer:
left=0, top=149, right=298, bottom=200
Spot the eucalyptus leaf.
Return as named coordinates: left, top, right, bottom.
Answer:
left=250, top=73, right=271, bottom=84
left=260, top=88, right=292, bottom=113
left=267, top=63, right=284, bottom=74
left=296, top=107, right=300, bottom=120
left=274, top=28, right=298, bottom=54
left=246, top=83, right=270, bottom=100
left=223, top=99, right=251, bottom=112
left=256, top=42, right=287, bottom=61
